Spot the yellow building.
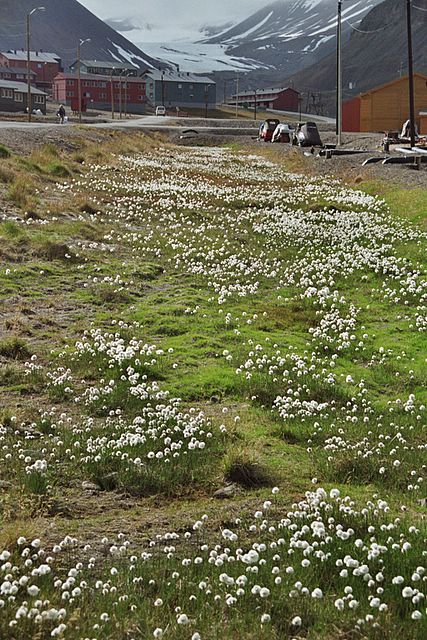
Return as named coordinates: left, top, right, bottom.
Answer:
left=343, top=73, right=427, bottom=132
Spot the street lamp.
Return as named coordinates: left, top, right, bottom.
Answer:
left=27, top=6, right=45, bottom=123
left=77, top=38, right=90, bottom=123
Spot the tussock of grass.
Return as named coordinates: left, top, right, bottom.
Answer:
left=0, top=143, right=11, bottom=158
left=223, top=448, right=273, bottom=488
left=0, top=337, right=30, bottom=360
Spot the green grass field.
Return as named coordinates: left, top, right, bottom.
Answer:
left=0, top=134, right=426, bottom=639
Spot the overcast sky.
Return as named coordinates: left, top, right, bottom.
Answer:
left=80, top=0, right=271, bottom=41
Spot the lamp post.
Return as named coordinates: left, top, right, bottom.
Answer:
left=27, top=6, right=45, bottom=123
left=336, top=0, right=343, bottom=145
left=406, top=0, right=416, bottom=148
left=77, top=38, right=90, bottom=123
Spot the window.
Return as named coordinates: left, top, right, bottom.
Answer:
left=177, top=83, right=182, bottom=89
left=37, top=63, right=42, bottom=69
left=1, top=88, right=13, bottom=99
left=15, top=92, right=23, bottom=102
left=66, top=91, right=74, bottom=97
left=34, top=95, right=44, bottom=104
left=99, top=93, right=107, bottom=99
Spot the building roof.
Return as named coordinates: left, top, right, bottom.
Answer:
left=359, top=72, right=427, bottom=97
left=74, top=60, right=138, bottom=71
left=234, top=87, right=297, bottom=98
left=142, top=69, right=215, bottom=84
left=1, top=50, right=60, bottom=63
left=0, top=65, right=36, bottom=76
left=0, top=79, right=47, bottom=95
left=54, top=72, right=145, bottom=83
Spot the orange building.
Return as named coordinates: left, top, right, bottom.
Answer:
left=343, top=73, right=427, bottom=132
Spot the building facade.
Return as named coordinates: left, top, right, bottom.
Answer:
left=0, top=66, right=36, bottom=83
left=53, top=73, right=147, bottom=114
left=69, top=60, right=138, bottom=77
left=230, top=87, right=300, bottom=112
left=0, top=79, right=47, bottom=114
left=0, top=51, right=62, bottom=93
left=141, top=70, right=216, bottom=109
left=343, top=73, right=427, bottom=132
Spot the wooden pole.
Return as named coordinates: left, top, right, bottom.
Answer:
left=110, top=70, right=115, bottom=119
left=77, top=42, right=82, bottom=123
left=336, top=0, right=343, bottom=145
left=27, top=13, right=31, bottom=122
left=406, top=0, right=416, bottom=148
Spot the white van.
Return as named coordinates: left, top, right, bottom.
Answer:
left=155, top=106, right=166, bottom=116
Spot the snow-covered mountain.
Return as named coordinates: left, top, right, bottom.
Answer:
left=203, top=0, right=384, bottom=74
left=0, top=0, right=160, bottom=71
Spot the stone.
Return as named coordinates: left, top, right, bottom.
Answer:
left=214, top=484, right=237, bottom=499
left=81, top=481, right=100, bottom=492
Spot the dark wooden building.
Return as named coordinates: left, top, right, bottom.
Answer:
left=0, top=79, right=47, bottom=114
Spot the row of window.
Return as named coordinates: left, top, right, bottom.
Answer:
left=66, top=79, right=145, bottom=90
left=0, top=88, right=44, bottom=103
left=66, top=91, right=145, bottom=101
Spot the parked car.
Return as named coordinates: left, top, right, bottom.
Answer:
left=292, top=122, right=322, bottom=147
left=259, top=118, right=280, bottom=142
left=156, top=106, right=166, bottom=116
left=272, top=123, right=294, bottom=143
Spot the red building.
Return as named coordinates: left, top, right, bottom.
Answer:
left=53, top=73, right=147, bottom=114
left=230, top=87, right=300, bottom=112
left=0, top=51, right=62, bottom=93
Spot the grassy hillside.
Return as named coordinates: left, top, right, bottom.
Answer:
left=0, top=133, right=426, bottom=639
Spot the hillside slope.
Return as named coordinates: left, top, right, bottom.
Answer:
left=288, top=0, right=427, bottom=93
left=203, top=0, right=383, bottom=75
left=0, top=0, right=160, bottom=71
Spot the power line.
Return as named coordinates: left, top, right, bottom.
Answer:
left=343, top=18, right=390, bottom=34
left=412, top=4, right=427, bottom=11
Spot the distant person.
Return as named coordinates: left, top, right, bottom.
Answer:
left=57, top=104, right=66, bottom=124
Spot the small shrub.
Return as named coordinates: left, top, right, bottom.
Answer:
left=98, top=288, right=130, bottom=304
left=47, top=161, right=72, bottom=178
left=0, top=337, right=30, bottom=360
left=79, top=202, right=99, bottom=215
left=0, top=143, right=11, bottom=158
left=38, top=242, right=76, bottom=262
left=0, top=166, right=14, bottom=183
left=223, top=448, right=273, bottom=488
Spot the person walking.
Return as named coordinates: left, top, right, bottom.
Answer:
left=57, top=104, right=66, bottom=124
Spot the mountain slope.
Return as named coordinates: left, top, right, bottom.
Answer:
left=203, top=0, right=383, bottom=75
left=0, top=0, right=160, bottom=71
left=287, top=0, right=427, bottom=94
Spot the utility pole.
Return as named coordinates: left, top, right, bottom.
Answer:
left=77, top=38, right=90, bottom=123
left=27, top=7, right=45, bottom=123
left=336, top=0, right=343, bottom=145
left=204, top=84, right=209, bottom=119
left=406, top=0, right=416, bottom=148
left=110, top=68, right=115, bottom=119
left=119, top=72, right=123, bottom=119
left=124, top=72, right=128, bottom=118
left=253, top=88, right=257, bottom=121
left=161, top=71, right=165, bottom=106
left=235, top=73, right=239, bottom=119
